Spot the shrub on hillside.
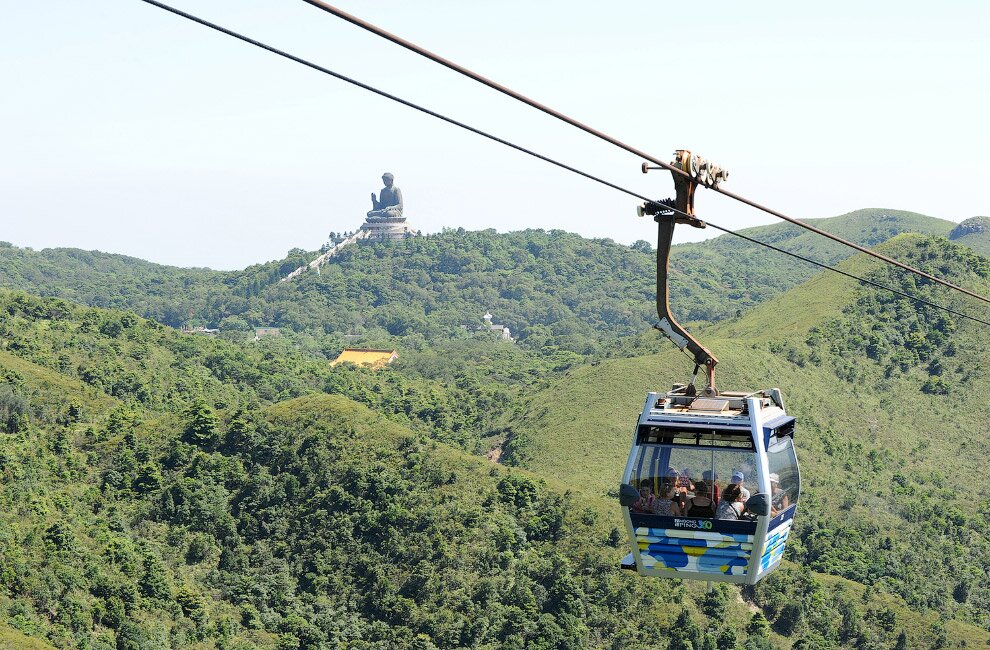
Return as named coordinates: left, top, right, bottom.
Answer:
left=0, top=383, right=28, bottom=433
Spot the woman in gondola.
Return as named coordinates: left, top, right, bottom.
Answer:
left=714, top=483, right=745, bottom=520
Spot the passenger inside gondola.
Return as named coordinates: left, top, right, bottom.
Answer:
left=655, top=482, right=681, bottom=516
left=631, top=479, right=657, bottom=514
left=769, top=473, right=789, bottom=516
left=675, top=468, right=695, bottom=495
left=727, top=470, right=758, bottom=508
left=715, top=484, right=745, bottom=520
left=700, top=470, right=720, bottom=505
left=662, top=469, right=684, bottom=510
left=739, top=487, right=756, bottom=519
left=686, top=480, right=716, bottom=518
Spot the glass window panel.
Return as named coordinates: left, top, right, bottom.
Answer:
left=767, top=436, right=800, bottom=515
left=629, top=443, right=758, bottom=519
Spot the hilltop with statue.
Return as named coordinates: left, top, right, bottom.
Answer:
left=284, top=171, right=420, bottom=280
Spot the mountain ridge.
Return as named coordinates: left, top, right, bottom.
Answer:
left=0, top=209, right=966, bottom=358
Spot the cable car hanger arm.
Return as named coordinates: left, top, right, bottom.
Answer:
left=642, top=151, right=726, bottom=397
left=655, top=212, right=718, bottom=397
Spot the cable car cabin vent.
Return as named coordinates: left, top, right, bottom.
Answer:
left=654, top=394, right=749, bottom=414
left=637, top=425, right=755, bottom=450
left=690, top=398, right=730, bottom=412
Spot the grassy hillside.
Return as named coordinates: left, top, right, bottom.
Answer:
left=503, top=234, right=990, bottom=641
left=506, top=233, right=990, bottom=492
left=502, top=233, right=985, bottom=491
left=0, top=624, right=57, bottom=650
left=668, top=208, right=954, bottom=322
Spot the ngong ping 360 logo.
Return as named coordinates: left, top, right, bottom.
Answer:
left=673, top=518, right=713, bottom=530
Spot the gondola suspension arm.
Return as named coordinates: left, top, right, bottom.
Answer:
left=640, top=150, right=728, bottom=397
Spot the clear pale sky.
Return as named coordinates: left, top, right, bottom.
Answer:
left=1, top=1, right=987, bottom=270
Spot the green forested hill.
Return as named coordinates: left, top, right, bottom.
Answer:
left=0, top=289, right=551, bottom=457
left=0, top=293, right=793, bottom=649
left=949, top=216, right=990, bottom=257
left=4, top=274, right=990, bottom=648
left=668, top=208, right=953, bottom=321
left=0, top=209, right=957, bottom=355
left=502, top=234, right=990, bottom=643
left=0, top=243, right=225, bottom=325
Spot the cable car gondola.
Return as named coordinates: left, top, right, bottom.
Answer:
left=618, top=152, right=800, bottom=583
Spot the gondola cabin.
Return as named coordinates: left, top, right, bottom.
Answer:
left=619, top=387, right=800, bottom=584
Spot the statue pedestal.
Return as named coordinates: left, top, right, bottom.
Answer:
left=359, top=215, right=416, bottom=240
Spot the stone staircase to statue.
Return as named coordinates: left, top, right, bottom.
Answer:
left=282, top=209, right=418, bottom=282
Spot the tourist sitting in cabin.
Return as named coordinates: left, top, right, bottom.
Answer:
left=630, top=479, right=658, bottom=514
left=700, top=470, right=721, bottom=506
left=686, top=480, right=717, bottom=518
left=654, top=482, right=681, bottom=517
left=770, top=473, right=790, bottom=516
left=725, top=470, right=747, bottom=501
left=715, top=484, right=745, bottom=520
left=675, top=467, right=695, bottom=495
left=665, top=468, right=690, bottom=510
left=739, top=487, right=758, bottom=520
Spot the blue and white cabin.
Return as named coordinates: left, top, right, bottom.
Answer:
left=620, top=388, right=800, bottom=584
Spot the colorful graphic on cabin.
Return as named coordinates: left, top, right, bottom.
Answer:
left=759, top=518, right=792, bottom=572
left=634, top=527, right=753, bottom=576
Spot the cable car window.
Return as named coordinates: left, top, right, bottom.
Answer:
left=767, top=435, right=800, bottom=514
left=629, top=444, right=757, bottom=520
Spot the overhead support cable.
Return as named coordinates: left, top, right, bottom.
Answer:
left=137, top=0, right=990, bottom=328
left=700, top=222, right=990, bottom=328
left=300, top=0, right=990, bottom=309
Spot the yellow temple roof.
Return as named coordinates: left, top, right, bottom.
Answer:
left=330, top=348, right=399, bottom=369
